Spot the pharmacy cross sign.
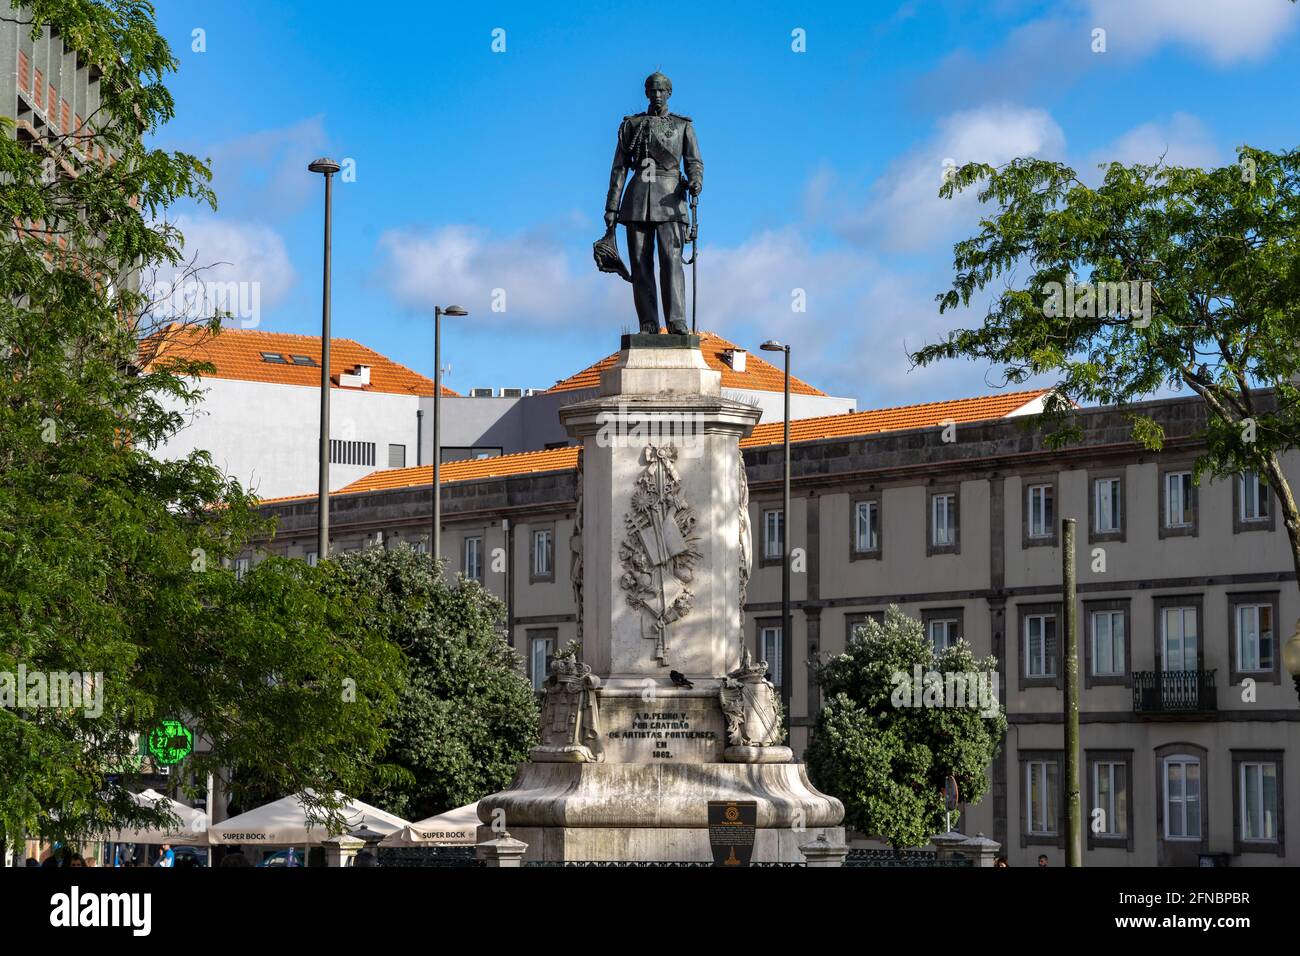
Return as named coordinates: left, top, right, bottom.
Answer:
left=147, top=719, right=193, bottom=765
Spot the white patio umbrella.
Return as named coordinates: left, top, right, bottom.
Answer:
left=380, top=802, right=480, bottom=846
left=206, top=791, right=407, bottom=847
left=104, top=789, right=209, bottom=847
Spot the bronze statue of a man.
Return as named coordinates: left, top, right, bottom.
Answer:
left=604, top=72, right=703, bottom=335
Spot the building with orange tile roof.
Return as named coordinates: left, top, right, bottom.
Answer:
left=253, top=389, right=1048, bottom=502
left=247, top=387, right=1300, bottom=868
left=141, top=325, right=451, bottom=499
left=140, top=324, right=456, bottom=397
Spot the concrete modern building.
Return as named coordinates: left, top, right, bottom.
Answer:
left=2, top=10, right=105, bottom=159
left=251, top=387, right=1299, bottom=867
left=140, top=326, right=857, bottom=500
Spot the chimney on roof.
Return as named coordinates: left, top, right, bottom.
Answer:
left=339, top=364, right=371, bottom=388
left=722, top=348, right=747, bottom=372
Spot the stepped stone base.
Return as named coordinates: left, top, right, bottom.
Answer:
left=476, top=761, right=844, bottom=863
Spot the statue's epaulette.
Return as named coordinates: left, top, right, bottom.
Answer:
left=670, top=113, right=692, bottom=122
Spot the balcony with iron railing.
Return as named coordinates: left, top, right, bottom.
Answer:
left=1131, top=669, right=1217, bottom=714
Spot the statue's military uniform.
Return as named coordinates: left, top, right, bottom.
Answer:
left=605, top=111, right=703, bottom=334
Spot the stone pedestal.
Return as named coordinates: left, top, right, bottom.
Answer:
left=321, top=835, right=364, bottom=868
left=476, top=762, right=843, bottom=863
left=478, top=335, right=844, bottom=862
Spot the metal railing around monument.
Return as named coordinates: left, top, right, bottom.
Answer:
left=844, top=848, right=974, bottom=868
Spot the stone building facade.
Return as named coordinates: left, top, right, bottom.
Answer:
left=253, top=392, right=1300, bottom=866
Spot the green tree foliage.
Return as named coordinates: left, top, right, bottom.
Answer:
left=805, top=607, right=1006, bottom=848
left=0, top=0, right=403, bottom=846
left=911, top=147, right=1300, bottom=581
left=338, top=546, right=539, bottom=822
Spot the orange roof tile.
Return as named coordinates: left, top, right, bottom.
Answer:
left=139, top=324, right=456, bottom=397
left=546, top=331, right=824, bottom=396
left=335, top=446, right=583, bottom=495
left=258, top=389, right=1048, bottom=504
left=740, top=389, right=1048, bottom=447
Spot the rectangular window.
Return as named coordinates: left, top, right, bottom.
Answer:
left=305, top=551, right=318, bottom=567
left=529, top=634, right=555, bottom=692
left=760, top=625, right=783, bottom=688
left=1239, top=472, right=1270, bottom=521
left=34, top=68, right=44, bottom=108
left=1026, top=760, right=1059, bottom=835
left=1165, top=471, right=1194, bottom=528
left=1239, top=762, right=1279, bottom=843
left=1161, top=606, right=1198, bottom=671
left=845, top=611, right=884, bottom=642
left=1025, top=613, right=1056, bottom=677
left=1093, top=762, right=1128, bottom=837
left=1091, top=609, right=1126, bottom=677
left=234, top=557, right=250, bottom=581
left=18, top=51, right=30, bottom=93
left=853, top=500, right=879, bottom=554
left=388, top=443, right=406, bottom=468
left=463, top=535, right=483, bottom=582
left=931, top=493, right=955, bottom=547
left=928, top=618, right=959, bottom=653
left=1094, top=477, right=1122, bottom=533
left=763, top=509, right=784, bottom=560
left=1236, top=603, right=1273, bottom=673
left=1164, top=756, right=1202, bottom=840
left=532, top=528, right=553, bottom=580
left=1028, top=483, right=1054, bottom=539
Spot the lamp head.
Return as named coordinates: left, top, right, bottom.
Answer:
left=1282, top=617, right=1300, bottom=682
left=441, top=305, right=469, bottom=317
left=307, top=157, right=341, bottom=175
left=760, top=340, right=787, bottom=353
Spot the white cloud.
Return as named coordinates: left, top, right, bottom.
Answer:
left=1084, top=112, right=1222, bottom=173
left=841, top=104, right=1066, bottom=252
left=374, top=224, right=619, bottom=327
left=370, top=218, right=1048, bottom=407
left=146, top=216, right=296, bottom=329
left=1088, top=0, right=1298, bottom=65
left=198, top=117, right=331, bottom=218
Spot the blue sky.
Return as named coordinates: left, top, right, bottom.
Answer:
left=149, top=0, right=1300, bottom=407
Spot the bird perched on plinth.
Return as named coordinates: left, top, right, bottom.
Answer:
left=669, top=670, right=694, bottom=688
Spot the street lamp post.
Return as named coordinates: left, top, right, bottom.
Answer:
left=431, top=305, right=468, bottom=566
left=760, top=339, right=792, bottom=722
left=307, top=157, right=341, bottom=562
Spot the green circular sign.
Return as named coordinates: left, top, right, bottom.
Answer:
left=147, top=719, right=193, bottom=765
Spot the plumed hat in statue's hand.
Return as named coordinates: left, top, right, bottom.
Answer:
left=592, top=225, right=632, bottom=282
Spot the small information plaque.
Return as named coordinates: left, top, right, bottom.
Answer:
left=707, top=800, right=757, bottom=867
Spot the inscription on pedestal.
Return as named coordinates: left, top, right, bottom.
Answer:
left=606, top=711, right=718, bottom=760
left=599, top=693, right=726, bottom=763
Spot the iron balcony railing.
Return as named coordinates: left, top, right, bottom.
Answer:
left=1131, top=669, right=1217, bottom=713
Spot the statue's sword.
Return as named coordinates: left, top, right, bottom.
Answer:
left=685, top=191, right=699, bottom=333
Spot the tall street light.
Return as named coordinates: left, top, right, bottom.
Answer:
left=760, top=339, right=792, bottom=722
left=432, top=304, right=468, bottom=566
left=307, top=157, right=340, bottom=562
